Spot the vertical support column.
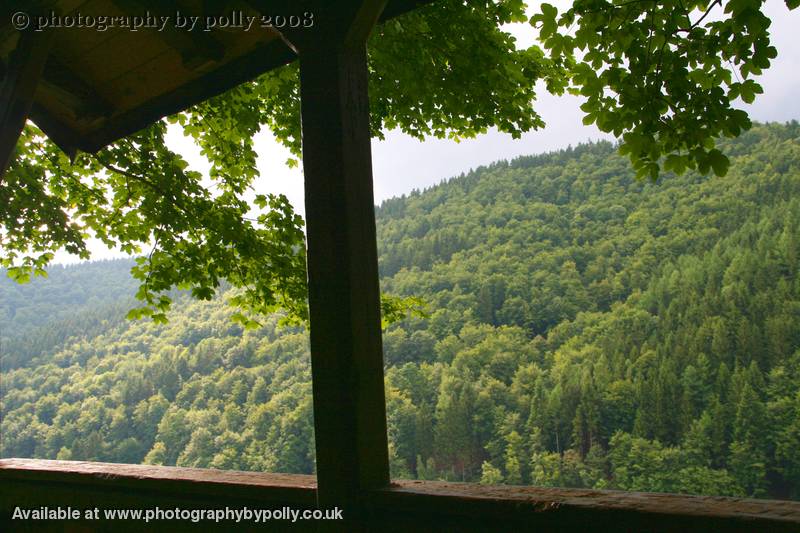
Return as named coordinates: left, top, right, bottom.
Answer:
left=0, top=31, right=52, bottom=179
left=298, top=30, right=390, bottom=515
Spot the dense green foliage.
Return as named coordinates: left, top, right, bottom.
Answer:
left=2, top=123, right=800, bottom=500
left=2, top=1, right=796, bottom=324
left=0, top=261, right=138, bottom=369
left=535, top=0, right=799, bottom=179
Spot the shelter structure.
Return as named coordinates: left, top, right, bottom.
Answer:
left=1, top=1, right=800, bottom=531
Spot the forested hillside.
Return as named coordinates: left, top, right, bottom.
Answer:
left=2, top=123, right=800, bottom=500
left=0, top=260, right=137, bottom=369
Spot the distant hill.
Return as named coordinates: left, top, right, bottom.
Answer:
left=0, top=259, right=136, bottom=332
left=0, top=259, right=137, bottom=369
left=2, top=122, right=799, bottom=500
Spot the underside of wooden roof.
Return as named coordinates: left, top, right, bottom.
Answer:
left=0, top=0, right=429, bottom=156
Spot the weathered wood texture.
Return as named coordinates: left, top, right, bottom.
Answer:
left=295, top=0, right=390, bottom=514
left=0, top=459, right=317, bottom=532
left=364, top=480, right=800, bottom=532
left=3, top=460, right=800, bottom=532
left=0, top=31, right=52, bottom=178
left=0, top=458, right=316, bottom=497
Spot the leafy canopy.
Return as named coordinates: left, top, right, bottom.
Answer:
left=533, top=0, right=798, bottom=179
left=1, top=0, right=795, bottom=322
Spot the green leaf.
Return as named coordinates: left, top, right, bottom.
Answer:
left=708, top=150, right=730, bottom=177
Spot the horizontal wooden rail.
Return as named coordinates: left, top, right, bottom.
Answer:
left=0, top=459, right=317, bottom=532
left=2, top=459, right=800, bottom=532
left=365, top=480, right=800, bottom=532
left=0, top=458, right=316, bottom=504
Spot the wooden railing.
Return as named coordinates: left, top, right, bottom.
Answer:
left=2, top=459, right=800, bottom=532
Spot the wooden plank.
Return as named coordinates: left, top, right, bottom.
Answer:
left=295, top=0, right=390, bottom=517
left=41, top=56, right=115, bottom=118
left=0, top=31, right=53, bottom=179
left=362, top=480, right=800, bottom=533
left=0, top=458, right=317, bottom=505
left=110, top=0, right=225, bottom=69
left=0, top=459, right=319, bottom=532
left=78, top=37, right=293, bottom=152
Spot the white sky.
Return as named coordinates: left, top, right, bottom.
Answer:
left=56, top=0, right=800, bottom=263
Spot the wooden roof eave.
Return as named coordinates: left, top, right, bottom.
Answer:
left=0, top=0, right=436, bottom=161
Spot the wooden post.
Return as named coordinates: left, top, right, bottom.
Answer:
left=0, top=31, right=52, bottom=180
left=295, top=0, right=389, bottom=520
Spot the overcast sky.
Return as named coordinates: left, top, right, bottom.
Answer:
left=57, top=0, right=800, bottom=263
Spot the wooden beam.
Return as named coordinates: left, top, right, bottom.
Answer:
left=78, top=38, right=295, bottom=153
left=41, top=57, right=115, bottom=119
left=294, top=0, right=389, bottom=519
left=0, top=31, right=53, bottom=180
left=0, top=56, right=114, bottom=120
